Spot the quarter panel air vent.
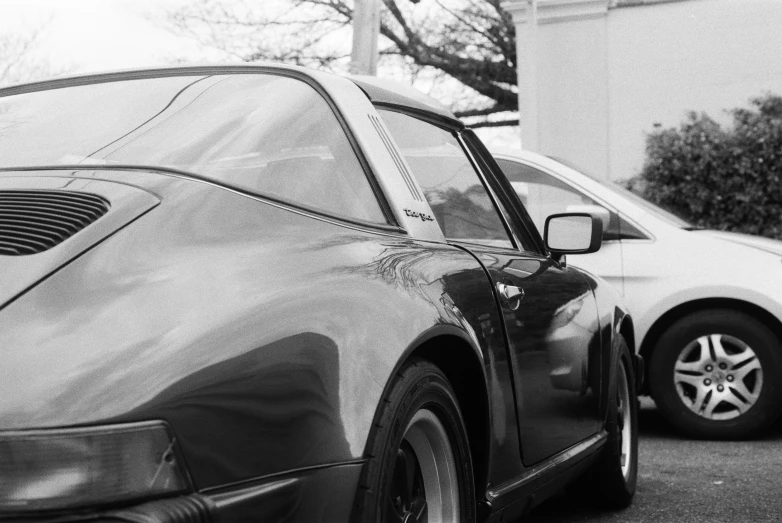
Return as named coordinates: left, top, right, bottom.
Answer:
left=0, top=190, right=110, bottom=255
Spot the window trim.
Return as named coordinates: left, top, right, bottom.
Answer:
left=0, top=163, right=410, bottom=238
left=372, top=102, right=465, bottom=132
left=454, top=134, right=522, bottom=252
left=460, top=131, right=549, bottom=256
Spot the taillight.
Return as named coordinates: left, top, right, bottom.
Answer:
left=0, top=420, right=190, bottom=513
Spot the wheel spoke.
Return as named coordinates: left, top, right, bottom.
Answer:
left=697, top=336, right=713, bottom=364
left=732, top=356, right=762, bottom=381
left=689, top=386, right=710, bottom=413
left=411, top=497, right=427, bottom=521
left=710, top=334, right=730, bottom=361
left=676, top=336, right=712, bottom=373
left=387, top=508, right=406, bottom=523
left=702, top=392, right=719, bottom=418
left=721, top=392, right=752, bottom=414
left=728, top=380, right=760, bottom=408
left=674, top=359, right=705, bottom=374
left=674, top=371, right=705, bottom=388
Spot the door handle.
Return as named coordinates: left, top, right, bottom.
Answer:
left=497, top=282, right=524, bottom=304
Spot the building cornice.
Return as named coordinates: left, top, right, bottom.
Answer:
left=502, top=0, right=609, bottom=24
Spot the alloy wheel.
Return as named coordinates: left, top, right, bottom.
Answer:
left=617, top=359, right=632, bottom=479
left=673, top=334, right=763, bottom=420
left=387, top=409, right=460, bottom=523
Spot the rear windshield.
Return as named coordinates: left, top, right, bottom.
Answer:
left=0, top=73, right=386, bottom=223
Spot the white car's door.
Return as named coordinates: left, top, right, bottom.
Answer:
left=494, top=158, right=630, bottom=294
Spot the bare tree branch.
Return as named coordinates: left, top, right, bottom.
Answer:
left=0, top=26, right=72, bottom=87
left=160, top=0, right=520, bottom=125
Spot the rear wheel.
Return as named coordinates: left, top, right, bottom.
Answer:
left=571, top=337, right=638, bottom=508
left=649, top=310, right=782, bottom=438
left=352, top=358, right=475, bottom=523
left=595, top=338, right=638, bottom=506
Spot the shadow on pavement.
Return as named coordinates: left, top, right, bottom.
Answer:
left=516, top=397, right=782, bottom=522
left=516, top=399, right=663, bottom=522
left=636, top=396, right=782, bottom=442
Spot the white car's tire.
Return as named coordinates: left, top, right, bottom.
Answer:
left=649, top=309, right=782, bottom=439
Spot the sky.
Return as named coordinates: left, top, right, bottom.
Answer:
left=0, top=0, right=521, bottom=147
left=0, top=0, right=207, bottom=74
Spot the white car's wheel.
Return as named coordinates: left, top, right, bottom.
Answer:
left=649, top=309, right=782, bottom=438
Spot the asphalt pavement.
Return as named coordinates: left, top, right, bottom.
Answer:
left=523, top=398, right=782, bottom=522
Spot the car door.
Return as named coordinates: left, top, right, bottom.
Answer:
left=474, top=245, right=602, bottom=465
left=378, top=110, right=604, bottom=466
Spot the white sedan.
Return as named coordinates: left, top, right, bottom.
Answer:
left=493, top=148, right=782, bottom=439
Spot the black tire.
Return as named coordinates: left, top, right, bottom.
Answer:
left=578, top=337, right=638, bottom=508
left=352, top=358, right=476, bottom=523
left=649, top=309, right=782, bottom=439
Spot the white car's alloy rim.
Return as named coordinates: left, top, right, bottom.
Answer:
left=673, top=334, right=763, bottom=420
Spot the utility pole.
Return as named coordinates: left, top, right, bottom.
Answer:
left=502, top=0, right=538, bottom=151
left=350, top=0, right=381, bottom=75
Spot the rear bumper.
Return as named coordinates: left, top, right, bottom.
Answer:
left=4, top=462, right=363, bottom=523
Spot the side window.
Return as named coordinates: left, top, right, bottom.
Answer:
left=496, top=159, right=641, bottom=241
left=617, top=216, right=648, bottom=240
left=378, top=109, right=513, bottom=249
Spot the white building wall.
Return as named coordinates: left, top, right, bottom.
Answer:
left=606, top=0, right=782, bottom=181
left=503, top=0, right=782, bottom=182
left=538, top=15, right=610, bottom=176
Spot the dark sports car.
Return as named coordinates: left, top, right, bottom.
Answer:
left=0, top=65, right=642, bottom=523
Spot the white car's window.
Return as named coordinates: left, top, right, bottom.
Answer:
left=549, top=156, right=693, bottom=229
left=379, top=109, right=513, bottom=249
left=609, top=183, right=693, bottom=229
left=496, top=159, right=646, bottom=241
left=0, top=74, right=387, bottom=224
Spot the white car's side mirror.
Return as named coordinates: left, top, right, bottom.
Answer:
left=545, top=213, right=603, bottom=256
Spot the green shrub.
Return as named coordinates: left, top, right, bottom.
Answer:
left=637, top=94, right=782, bottom=240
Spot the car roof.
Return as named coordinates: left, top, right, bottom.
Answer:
left=0, top=63, right=461, bottom=126
left=490, top=146, right=611, bottom=190
left=347, top=74, right=461, bottom=125
left=490, top=147, right=561, bottom=170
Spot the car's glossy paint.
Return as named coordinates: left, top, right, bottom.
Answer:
left=0, top=66, right=636, bottom=522
left=471, top=247, right=602, bottom=465
left=492, top=149, right=782, bottom=361
left=0, top=176, right=160, bottom=307
left=693, top=229, right=782, bottom=257
left=0, top=170, right=500, bottom=485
